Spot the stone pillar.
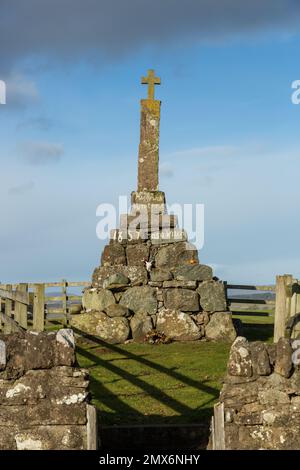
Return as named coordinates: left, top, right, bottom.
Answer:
left=137, top=99, right=161, bottom=192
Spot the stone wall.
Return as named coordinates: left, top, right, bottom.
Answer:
left=210, top=336, right=300, bottom=450
left=0, top=329, right=96, bottom=450
left=72, top=237, right=237, bottom=344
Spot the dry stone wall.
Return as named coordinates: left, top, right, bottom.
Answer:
left=0, top=329, right=95, bottom=450
left=73, top=227, right=237, bottom=344
left=210, top=336, right=300, bottom=450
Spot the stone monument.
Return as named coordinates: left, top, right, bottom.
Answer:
left=73, top=70, right=237, bottom=344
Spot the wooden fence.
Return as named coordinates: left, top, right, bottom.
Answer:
left=0, top=280, right=90, bottom=333
left=226, top=283, right=275, bottom=317
left=274, top=274, right=300, bottom=342
left=1, top=277, right=295, bottom=342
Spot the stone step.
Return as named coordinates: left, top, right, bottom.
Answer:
left=109, top=228, right=188, bottom=244
left=119, top=213, right=178, bottom=230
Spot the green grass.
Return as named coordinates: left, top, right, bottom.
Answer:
left=76, top=338, right=230, bottom=426
left=76, top=312, right=274, bottom=426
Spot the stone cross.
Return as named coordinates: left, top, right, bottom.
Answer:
left=137, top=69, right=161, bottom=193
left=141, top=69, right=161, bottom=100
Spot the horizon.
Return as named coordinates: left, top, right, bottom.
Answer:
left=1, top=1, right=300, bottom=285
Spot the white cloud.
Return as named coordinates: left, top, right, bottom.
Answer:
left=168, top=145, right=240, bottom=160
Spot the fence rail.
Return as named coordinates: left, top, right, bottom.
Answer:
left=0, top=279, right=282, bottom=340
left=226, top=283, right=275, bottom=316
left=0, top=280, right=90, bottom=333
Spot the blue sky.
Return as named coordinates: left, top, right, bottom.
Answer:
left=1, top=1, right=300, bottom=284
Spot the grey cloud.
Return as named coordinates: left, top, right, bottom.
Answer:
left=4, top=73, right=39, bottom=108
left=8, top=181, right=35, bottom=195
left=19, top=140, right=64, bottom=165
left=0, top=1, right=300, bottom=72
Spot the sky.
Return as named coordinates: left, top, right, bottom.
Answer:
left=1, top=0, right=300, bottom=284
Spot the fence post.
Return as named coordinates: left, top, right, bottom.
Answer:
left=3, top=284, right=12, bottom=334
left=5, top=284, right=12, bottom=318
left=14, top=283, right=28, bottom=329
left=87, top=404, right=98, bottom=450
left=274, top=275, right=292, bottom=342
left=33, top=284, right=45, bottom=332
left=212, top=402, right=225, bottom=450
left=62, top=279, right=68, bottom=326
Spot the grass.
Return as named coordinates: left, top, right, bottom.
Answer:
left=76, top=310, right=274, bottom=426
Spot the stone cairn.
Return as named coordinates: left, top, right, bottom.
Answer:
left=0, top=329, right=94, bottom=450
left=209, top=336, right=300, bottom=450
left=73, top=70, right=237, bottom=345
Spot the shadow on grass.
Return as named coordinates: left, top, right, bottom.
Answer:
left=242, top=323, right=274, bottom=342
left=74, top=327, right=221, bottom=448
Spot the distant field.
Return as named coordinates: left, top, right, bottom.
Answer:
left=76, top=312, right=274, bottom=426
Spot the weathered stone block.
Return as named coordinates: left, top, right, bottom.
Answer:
left=150, top=269, right=173, bottom=282
left=71, top=312, right=129, bottom=344
left=238, top=425, right=300, bottom=450
left=131, top=190, right=165, bottom=206
left=126, top=243, right=150, bottom=266
left=101, top=243, right=126, bottom=266
left=103, top=273, right=130, bottom=290
left=82, top=288, right=115, bottom=312
left=92, top=265, right=147, bottom=288
left=235, top=404, right=264, bottom=426
left=153, top=242, right=199, bottom=268
left=130, top=313, right=153, bottom=342
left=104, top=304, right=131, bottom=318
left=1, top=331, right=76, bottom=380
left=249, top=342, right=271, bottom=376
left=163, top=288, right=199, bottom=312
left=0, top=403, right=87, bottom=426
left=258, top=388, right=290, bottom=405
left=156, top=308, right=201, bottom=341
left=0, top=369, right=89, bottom=406
left=173, top=264, right=213, bottom=282
left=274, top=338, right=293, bottom=378
left=14, top=425, right=87, bottom=450
left=120, top=286, right=157, bottom=315
left=227, top=337, right=252, bottom=377
left=205, top=312, right=237, bottom=343
left=197, top=281, right=227, bottom=312
left=163, top=280, right=197, bottom=289
left=220, top=382, right=258, bottom=408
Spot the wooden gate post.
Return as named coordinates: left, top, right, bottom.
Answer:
left=15, top=283, right=28, bottom=329
left=212, top=402, right=225, bottom=450
left=87, top=404, right=98, bottom=450
left=33, top=284, right=45, bottom=332
left=274, top=275, right=292, bottom=343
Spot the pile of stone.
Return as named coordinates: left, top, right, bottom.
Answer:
left=210, top=336, right=300, bottom=450
left=0, top=329, right=94, bottom=450
left=73, top=208, right=237, bottom=345
left=73, top=71, right=237, bottom=345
